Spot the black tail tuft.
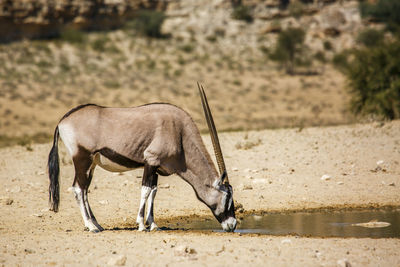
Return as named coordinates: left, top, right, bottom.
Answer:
left=48, top=126, right=60, bottom=212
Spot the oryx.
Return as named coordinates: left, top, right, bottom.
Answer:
left=48, top=83, right=236, bottom=232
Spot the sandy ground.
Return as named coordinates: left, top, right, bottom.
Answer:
left=1, top=120, right=400, bottom=266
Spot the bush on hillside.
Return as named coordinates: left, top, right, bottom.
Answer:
left=344, top=40, right=400, bottom=119
left=269, top=27, right=306, bottom=74
left=231, top=5, right=253, bottom=23
left=356, top=28, right=384, bottom=47
left=127, top=10, right=166, bottom=38
left=360, top=0, right=400, bottom=32
left=60, top=27, right=87, bottom=44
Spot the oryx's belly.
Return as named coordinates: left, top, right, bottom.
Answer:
left=94, top=153, right=135, bottom=172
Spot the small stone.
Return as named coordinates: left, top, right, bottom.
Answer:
left=99, top=200, right=109, bottom=205
left=24, top=248, right=35, bottom=254
left=337, top=258, right=351, bottom=267
left=281, top=239, right=292, bottom=244
left=10, top=186, right=21, bottom=193
left=159, top=184, right=170, bottom=189
left=215, top=245, right=225, bottom=255
left=107, top=255, right=127, bottom=266
left=245, top=175, right=253, bottom=179
left=337, top=181, right=344, bottom=185
left=231, top=167, right=239, bottom=172
left=174, top=245, right=197, bottom=256
left=388, top=182, right=395, bottom=186
left=252, top=178, right=268, bottom=184
left=32, top=213, right=43, bottom=218
left=4, top=198, right=13, bottom=205
left=241, top=184, right=253, bottom=190
left=321, top=174, right=331, bottom=181
left=376, top=160, right=384, bottom=166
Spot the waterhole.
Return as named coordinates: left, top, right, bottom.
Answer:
left=168, top=209, right=400, bottom=238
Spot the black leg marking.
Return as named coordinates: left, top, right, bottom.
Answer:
left=137, top=164, right=159, bottom=231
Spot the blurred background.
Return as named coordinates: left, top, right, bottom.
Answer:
left=0, top=0, right=399, bottom=148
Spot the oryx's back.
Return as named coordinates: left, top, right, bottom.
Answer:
left=57, top=103, right=194, bottom=168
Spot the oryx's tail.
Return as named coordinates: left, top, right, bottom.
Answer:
left=48, top=126, right=60, bottom=212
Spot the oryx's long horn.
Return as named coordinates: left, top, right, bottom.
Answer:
left=197, top=82, right=229, bottom=184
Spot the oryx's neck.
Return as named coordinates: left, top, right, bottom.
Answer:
left=178, top=127, right=219, bottom=205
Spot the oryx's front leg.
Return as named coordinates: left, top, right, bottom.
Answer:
left=145, top=179, right=158, bottom=231
left=136, top=164, right=158, bottom=231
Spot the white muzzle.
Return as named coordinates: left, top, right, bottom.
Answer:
left=221, top=217, right=237, bottom=232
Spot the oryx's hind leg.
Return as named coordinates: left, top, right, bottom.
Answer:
left=72, top=147, right=103, bottom=233
left=136, top=164, right=158, bottom=231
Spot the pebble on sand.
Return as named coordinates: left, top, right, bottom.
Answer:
left=320, top=174, right=331, bottom=181
left=337, top=258, right=352, bottom=267
left=4, top=198, right=13, bottom=205
left=241, top=184, right=253, bottom=190
left=107, top=255, right=127, bottom=266
left=174, top=245, right=197, bottom=256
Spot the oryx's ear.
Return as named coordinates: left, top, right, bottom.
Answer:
left=213, top=171, right=227, bottom=189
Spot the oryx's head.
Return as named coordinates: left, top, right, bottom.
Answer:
left=198, top=83, right=237, bottom=232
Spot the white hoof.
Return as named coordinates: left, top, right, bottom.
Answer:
left=138, top=223, right=147, bottom=232
left=150, top=222, right=158, bottom=231
left=85, top=221, right=103, bottom=233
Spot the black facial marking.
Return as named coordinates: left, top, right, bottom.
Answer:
left=213, top=184, right=235, bottom=223
left=95, top=147, right=144, bottom=169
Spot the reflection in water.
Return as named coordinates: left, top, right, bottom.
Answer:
left=169, top=209, right=400, bottom=238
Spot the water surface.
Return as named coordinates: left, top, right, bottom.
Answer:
left=168, top=209, right=400, bottom=238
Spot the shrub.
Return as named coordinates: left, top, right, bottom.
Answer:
left=60, top=27, right=87, bottom=44
left=91, top=36, right=109, bottom=52
left=345, top=40, right=400, bottom=119
left=314, top=51, right=326, bottom=63
left=269, top=27, right=306, bottom=74
left=356, top=28, right=384, bottom=47
left=288, top=0, right=305, bottom=19
left=360, top=0, right=400, bottom=32
left=179, top=43, right=195, bottom=53
left=323, top=40, right=333, bottom=51
left=231, top=5, right=253, bottom=23
left=128, top=10, right=166, bottom=38
left=332, top=51, right=350, bottom=72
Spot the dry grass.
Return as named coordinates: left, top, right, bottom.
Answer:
left=0, top=30, right=354, bottom=147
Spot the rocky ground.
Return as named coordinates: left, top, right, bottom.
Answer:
left=0, top=120, right=399, bottom=266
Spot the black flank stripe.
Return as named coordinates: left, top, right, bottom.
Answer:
left=96, top=148, right=144, bottom=169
